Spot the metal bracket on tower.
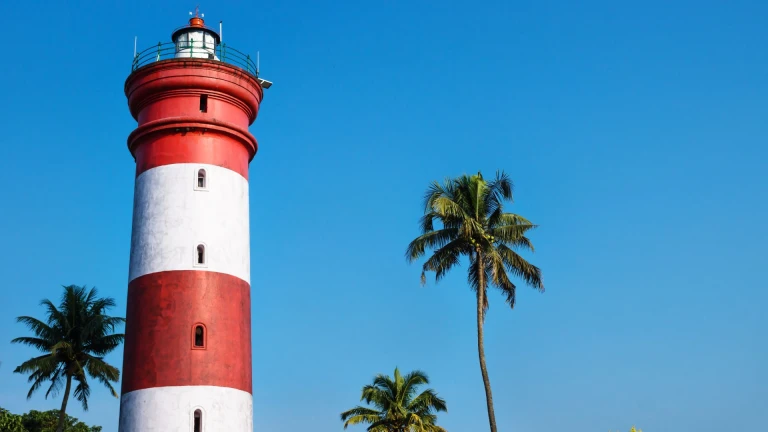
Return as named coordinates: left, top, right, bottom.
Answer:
left=255, top=51, right=273, bottom=89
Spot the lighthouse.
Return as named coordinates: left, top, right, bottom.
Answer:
left=119, top=11, right=270, bottom=432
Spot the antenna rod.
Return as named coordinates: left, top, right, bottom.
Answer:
left=220, top=21, right=223, bottom=43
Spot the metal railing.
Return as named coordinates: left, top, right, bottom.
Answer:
left=131, top=41, right=259, bottom=77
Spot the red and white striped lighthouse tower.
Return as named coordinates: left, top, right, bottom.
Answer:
left=119, top=11, right=271, bottom=432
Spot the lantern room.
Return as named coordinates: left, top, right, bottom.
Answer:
left=171, top=10, right=220, bottom=60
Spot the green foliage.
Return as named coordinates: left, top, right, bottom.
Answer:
left=0, top=408, right=26, bottom=432
left=11, top=285, right=124, bottom=432
left=406, top=171, right=543, bottom=311
left=341, top=368, right=447, bottom=432
left=0, top=407, right=101, bottom=432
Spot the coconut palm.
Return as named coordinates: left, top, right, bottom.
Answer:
left=341, top=368, right=447, bottom=432
left=406, top=171, right=544, bottom=432
left=11, top=285, right=124, bottom=432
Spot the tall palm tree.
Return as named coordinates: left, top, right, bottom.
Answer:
left=341, top=368, right=448, bottom=432
left=12, top=285, right=125, bottom=432
left=406, top=171, right=544, bottom=432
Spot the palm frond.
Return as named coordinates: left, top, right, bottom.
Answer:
left=11, top=336, right=53, bottom=352
left=340, top=406, right=381, bottom=420
left=490, top=223, right=537, bottom=245
left=15, top=355, right=58, bottom=399
left=483, top=171, right=513, bottom=217
left=399, top=370, right=429, bottom=405
left=425, top=178, right=471, bottom=220
left=25, top=369, right=53, bottom=400
left=342, top=415, right=380, bottom=430
left=40, top=299, right=67, bottom=330
left=422, top=179, right=453, bottom=212
left=421, top=240, right=465, bottom=284
left=89, top=295, right=116, bottom=312
left=497, top=243, right=544, bottom=291
left=419, top=212, right=435, bottom=234
left=14, top=316, right=55, bottom=340
left=504, top=235, right=536, bottom=253
left=366, top=418, right=395, bottom=432
left=488, top=171, right=514, bottom=200
left=13, top=354, right=57, bottom=376
left=83, top=334, right=125, bottom=356
left=408, top=389, right=447, bottom=414
left=44, top=364, right=66, bottom=399
left=371, top=374, right=398, bottom=403
left=488, top=249, right=516, bottom=289
left=403, top=412, right=425, bottom=431
left=492, top=212, right=534, bottom=228
left=84, top=356, right=120, bottom=397
left=73, top=378, right=90, bottom=411
left=406, top=228, right=459, bottom=262
left=361, top=385, right=391, bottom=411
left=82, top=316, right=123, bottom=339
left=430, top=196, right=468, bottom=220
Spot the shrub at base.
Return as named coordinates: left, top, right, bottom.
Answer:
left=0, top=407, right=101, bottom=432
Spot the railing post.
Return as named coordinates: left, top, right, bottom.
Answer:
left=132, top=53, right=138, bottom=71
left=156, top=42, right=161, bottom=62
left=246, top=54, right=251, bottom=74
left=190, top=38, right=194, bottom=57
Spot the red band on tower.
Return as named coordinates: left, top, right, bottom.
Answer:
left=125, top=60, right=262, bottom=177
left=121, top=271, right=252, bottom=394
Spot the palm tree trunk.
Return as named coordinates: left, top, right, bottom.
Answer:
left=476, top=250, right=498, bottom=432
left=56, top=374, right=72, bottom=432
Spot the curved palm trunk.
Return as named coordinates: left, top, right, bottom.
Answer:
left=56, top=374, right=72, bottom=432
left=476, top=250, right=498, bottom=432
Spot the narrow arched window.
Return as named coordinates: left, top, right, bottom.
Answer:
left=192, top=324, right=207, bottom=350
left=197, top=169, right=207, bottom=189
left=194, top=409, right=202, bottom=432
left=196, top=244, right=205, bottom=265
left=194, top=325, right=205, bottom=347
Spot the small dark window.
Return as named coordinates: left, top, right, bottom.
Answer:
left=194, top=325, right=205, bottom=347
left=197, top=169, right=206, bottom=189
left=199, top=94, right=208, bottom=113
left=194, top=409, right=202, bottom=432
left=196, top=244, right=205, bottom=265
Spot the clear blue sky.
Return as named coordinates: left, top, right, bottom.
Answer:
left=1, top=0, right=766, bottom=431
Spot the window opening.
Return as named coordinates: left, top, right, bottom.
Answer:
left=196, top=244, right=205, bottom=265
left=197, top=169, right=206, bottom=189
left=194, top=409, right=202, bottom=432
left=194, top=325, right=205, bottom=347
left=200, top=94, right=208, bottom=113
